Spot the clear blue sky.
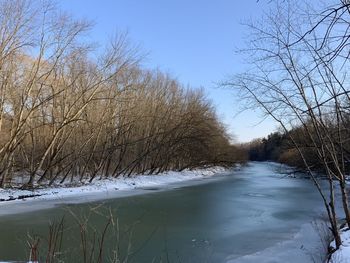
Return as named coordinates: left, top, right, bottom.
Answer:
left=59, top=0, right=278, bottom=143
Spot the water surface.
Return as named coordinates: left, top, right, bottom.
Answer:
left=0, top=162, right=326, bottom=262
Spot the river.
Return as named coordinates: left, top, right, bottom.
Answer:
left=0, top=162, right=327, bottom=262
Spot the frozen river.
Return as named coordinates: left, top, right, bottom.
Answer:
left=0, top=162, right=327, bottom=262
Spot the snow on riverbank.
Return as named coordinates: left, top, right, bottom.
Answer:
left=329, top=227, right=350, bottom=263
left=0, top=166, right=229, bottom=208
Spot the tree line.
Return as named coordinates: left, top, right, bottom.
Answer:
left=0, top=0, right=245, bottom=189
left=228, top=0, right=350, bottom=250
left=245, top=125, right=350, bottom=172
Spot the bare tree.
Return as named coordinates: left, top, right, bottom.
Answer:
left=0, top=0, right=242, bottom=190
left=225, top=0, right=350, bottom=248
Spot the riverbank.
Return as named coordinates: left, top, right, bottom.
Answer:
left=329, top=227, right=350, bottom=263
left=0, top=166, right=231, bottom=216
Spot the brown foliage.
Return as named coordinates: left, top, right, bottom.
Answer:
left=0, top=0, right=243, bottom=188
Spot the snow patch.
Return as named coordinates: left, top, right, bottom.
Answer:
left=329, top=227, right=350, bottom=263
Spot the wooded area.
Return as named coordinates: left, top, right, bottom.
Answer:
left=0, top=0, right=244, bottom=189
